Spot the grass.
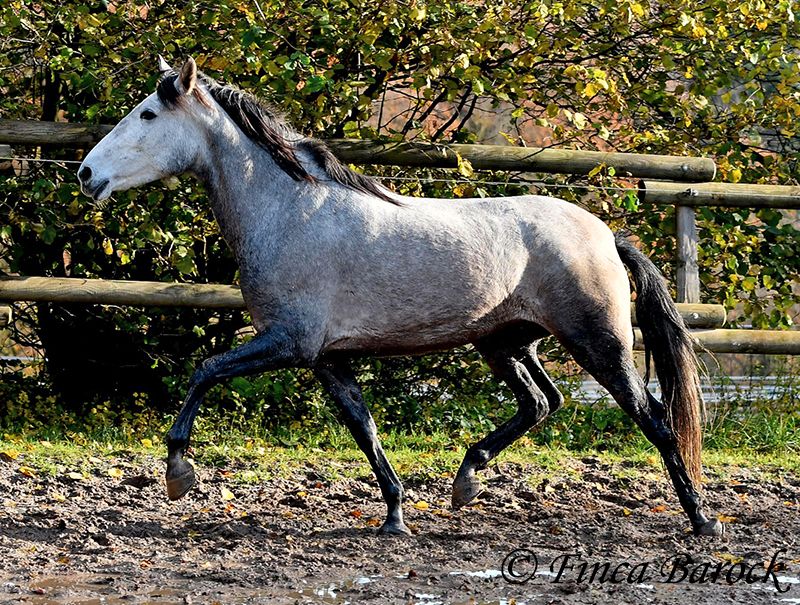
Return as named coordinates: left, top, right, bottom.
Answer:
left=3, top=421, right=800, bottom=490
left=1, top=382, right=798, bottom=488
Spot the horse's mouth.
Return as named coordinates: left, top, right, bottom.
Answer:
left=89, top=179, right=111, bottom=201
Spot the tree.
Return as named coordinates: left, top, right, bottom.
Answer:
left=0, top=0, right=797, bottom=426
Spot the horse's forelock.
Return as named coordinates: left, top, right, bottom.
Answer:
left=156, top=73, right=182, bottom=108
left=156, top=71, right=210, bottom=109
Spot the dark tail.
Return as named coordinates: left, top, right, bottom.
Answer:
left=615, top=232, right=703, bottom=484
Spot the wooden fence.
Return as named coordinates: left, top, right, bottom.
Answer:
left=1, top=119, right=798, bottom=355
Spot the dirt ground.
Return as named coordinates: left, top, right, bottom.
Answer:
left=0, top=452, right=798, bottom=605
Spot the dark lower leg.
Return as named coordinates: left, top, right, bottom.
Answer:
left=639, top=393, right=720, bottom=536
left=566, top=335, right=720, bottom=537
left=453, top=342, right=560, bottom=508
left=316, top=360, right=410, bottom=535
left=165, top=326, right=300, bottom=500
left=612, top=382, right=718, bottom=535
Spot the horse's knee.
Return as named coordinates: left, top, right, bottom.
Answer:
left=188, top=356, right=219, bottom=389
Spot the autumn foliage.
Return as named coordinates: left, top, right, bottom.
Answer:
left=0, top=0, right=798, bottom=427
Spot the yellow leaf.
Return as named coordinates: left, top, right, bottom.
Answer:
left=409, top=5, right=426, bottom=21
left=220, top=487, right=235, bottom=501
left=582, top=81, right=599, bottom=98
left=296, top=491, right=307, bottom=498
left=729, top=168, right=742, bottom=183
left=102, top=238, right=114, bottom=255
left=51, top=492, right=66, bottom=503
left=366, top=518, right=381, bottom=527
left=207, top=56, right=230, bottom=70
left=563, top=65, right=579, bottom=78
left=18, top=466, right=37, bottom=478
left=141, top=438, right=153, bottom=448
left=623, top=507, right=632, bottom=516
left=107, top=467, right=124, bottom=479
left=587, top=164, right=605, bottom=178
left=714, top=552, right=743, bottom=564
left=413, top=500, right=429, bottom=511
left=0, top=449, right=20, bottom=462
left=456, top=156, right=474, bottom=178
left=717, top=514, right=737, bottom=523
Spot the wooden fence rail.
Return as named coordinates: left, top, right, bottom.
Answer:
left=5, top=277, right=798, bottom=354
left=639, top=180, right=800, bottom=209
left=0, top=119, right=717, bottom=181
left=633, top=328, right=800, bottom=355
left=0, top=276, right=725, bottom=329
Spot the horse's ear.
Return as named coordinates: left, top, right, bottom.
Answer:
left=177, top=57, right=197, bottom=96
left=157, top=55, right=172, bottom=74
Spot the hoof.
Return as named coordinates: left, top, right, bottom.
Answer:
left=378, top=519, right=413, bottom=536
left=452, top=472, right=483, bottom=509
left=696, top=518, right=724, bottom=537
left=166, top=458, right=196, bottom=501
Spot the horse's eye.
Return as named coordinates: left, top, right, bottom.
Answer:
left=140, top=109, right=157, bottom=120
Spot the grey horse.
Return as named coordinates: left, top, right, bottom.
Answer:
left=77, top=57, right=722, bottom=538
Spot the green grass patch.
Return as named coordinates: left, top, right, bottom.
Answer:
left=3, top=422, right=800, bottom=490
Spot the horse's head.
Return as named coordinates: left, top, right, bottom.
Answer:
left=78, top=57, right=207, bottom=201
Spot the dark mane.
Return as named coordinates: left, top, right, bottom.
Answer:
left=157, top=71, right=398, bottom=205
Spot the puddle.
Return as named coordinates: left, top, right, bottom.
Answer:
left=10, top=574, right=196, bottom=605
left=450, top=569, right=503, bottom=579
left=4, top=574, right=311, bottom=605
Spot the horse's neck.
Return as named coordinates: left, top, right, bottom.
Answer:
left=199, top=126, right=311, bottom=260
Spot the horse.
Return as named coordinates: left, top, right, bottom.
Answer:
left=77, top=56, right=722, bottom=538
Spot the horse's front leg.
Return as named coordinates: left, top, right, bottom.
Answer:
left=315, top=359, right=411, bottom=536
left=165, top=324, right=303, bottom=500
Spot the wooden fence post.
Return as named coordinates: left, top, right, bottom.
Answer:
left=0, top=306, right=10, bottom=328
left=676, top=205, right=700, bottom=303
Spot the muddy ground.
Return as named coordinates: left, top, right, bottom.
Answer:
left=0, top=452, right=798, bottom=604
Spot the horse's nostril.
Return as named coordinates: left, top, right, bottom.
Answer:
left=79, top=166, right=92, bottom=182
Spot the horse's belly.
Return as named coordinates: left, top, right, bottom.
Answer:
left=321, top=292, right=525, bottom=355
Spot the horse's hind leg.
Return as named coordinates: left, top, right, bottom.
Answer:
left=452, top=339, right=563, bottom=508
left=558, top=329, right=721, bottom=537
left=315, top=359, right=411, bottom=536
